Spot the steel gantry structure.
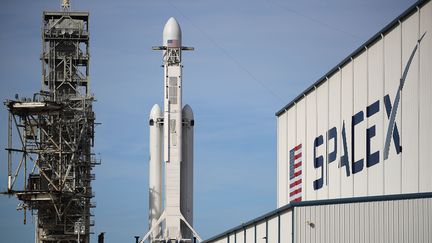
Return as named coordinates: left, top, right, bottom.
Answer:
left=3, top=2, right=99, bottom=242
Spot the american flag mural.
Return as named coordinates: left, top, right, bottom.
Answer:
left=289, top=144, right=302, bottom=202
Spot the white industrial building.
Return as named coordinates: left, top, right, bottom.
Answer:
left=204, top=0, right=432, bottom=242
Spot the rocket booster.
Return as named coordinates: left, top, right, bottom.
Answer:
left=145, top=17, right=199, bottom=243
left=163, top=17, right=183, bottom=238
left=149, top=104, right=162, bottom=240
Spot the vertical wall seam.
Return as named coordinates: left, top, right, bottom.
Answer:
left=294, top=102, right=298, bottom=203
left=366, top=46, right=369, bottom=196
left=326, top=78, right=330, bottom=198
left=277, top=118, right=280, bottom=207
left=382, top=32, right=386, bottom=195
left=286, top=113, right=289, bottom=204
left=278, top=214, right=280, bottom=243
left=305, top=95, right=308, bottom=201
left=292, top=209, right=295, bottom=243
left=351, top=57, right=355, bottom=197
left=417, top=6, right=421, bottom=193
left=254, top=223, right=257, bottom=243
left=339, top=68, right=342, bottom=198
left=399, top=20, right=403, bottom=194
left=265, top=219, right=268, bottom=243
left=428, top=198, right=430, bottom=243
left=286, top=115, right=289, bottom=204
left=314, top=206, right=317, bottom=242
left=315, top=87, right=318, bottom=200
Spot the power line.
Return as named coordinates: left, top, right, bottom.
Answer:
left=164, top=0, right=285, bottom=103
left=265, top=0, right=363, bottom=40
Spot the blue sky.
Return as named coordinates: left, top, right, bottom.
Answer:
left=0, top=0, right=414, bottom=242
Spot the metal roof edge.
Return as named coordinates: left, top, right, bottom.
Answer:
left=275, top=0, right=430, bottom=117
left=202, top=192, right=432, bottom=242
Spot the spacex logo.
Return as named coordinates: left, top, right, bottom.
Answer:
left=383, top=32, right=426, bottom=160
left=289, top=32, right=426, bottom=191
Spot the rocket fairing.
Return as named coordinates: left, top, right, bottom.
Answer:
left=163, top=17, right=182, bottom=48
left=144, top=17, right=200, bottom=243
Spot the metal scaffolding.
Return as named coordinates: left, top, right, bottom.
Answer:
left=3, top=5, right=99, bottom=243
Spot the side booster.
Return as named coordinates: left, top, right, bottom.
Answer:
left=181, top=104, right=194, bottom=239
left=144, top=17, right=200, bottom=243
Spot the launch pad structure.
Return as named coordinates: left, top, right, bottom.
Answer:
left=3, top=1, right=99, bottom=243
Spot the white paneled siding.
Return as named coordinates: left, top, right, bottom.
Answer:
left=367, top=38, right=384, bottom=196
left=296, top=98, right=307, bottom=203
left=277, top=0, right=432, bottom=205
left=277, top=112, right=288, bottom=207
left=352, top=51, right=368, bottom=197
left=383, top=22, right=402, bottom=195
left=419, top=0, right=432, bottom=193
left=228, top=233, right=235, bottom=243
left=327, top=73, right=341, bottom=199
left=245, top=226, right=254, bottom=243
left=205, top=2, right=432, bottom=243
left=340, top=62, right=353, bottom=197
left=294, top=197, right=432, bottom=243
left=305, top=92, right=317, bottom=201
left=316, top=83, right=328, bottom=200
left=204, top=194, right=431, bottom=243
left=204, top=210, right=293, bottom=243
left=279, top=212, right=291, bottom=243
left=267, top=216, right=278, bottom=242
left=256, top=220, right=266, bottom=243
left=235, top=230, right=243, bottom=243
left=286, top=108, right=296, bottom=203
left=401, top=10, right=420, bottom=194
left=339, top=60, right=354, bottom=198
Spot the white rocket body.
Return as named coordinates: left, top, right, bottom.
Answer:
left=146, top=17, right=199, bottom=243
left=181, top=105, right=194, bottom=238
left=148, top=104, right=163, bottom=239
left=162, top=17, right=183, bottom=239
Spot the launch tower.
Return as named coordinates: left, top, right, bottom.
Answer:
left=3, top=1, right=98, bottom=242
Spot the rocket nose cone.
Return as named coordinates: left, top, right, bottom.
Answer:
left=150, top=104, right=162, bottom=119
left=163, top=17, right=182, bottom=47
left=182, top=104, right=194, bottom=120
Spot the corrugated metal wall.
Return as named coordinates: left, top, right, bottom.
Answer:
left=294, top=197, right=432, bottom=243
left=204, top=210, right=293, bottom=243
left=204, top=194, right=432, bottom=243
left=277, top=0, right=432, bottom=207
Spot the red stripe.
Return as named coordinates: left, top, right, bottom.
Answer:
left=294, top=162, right=302, bottom=169
left=295, top=144, right=302, bottom=150
left=291, top=197, right=302, bottom=202
left=290, top=188, right=302, bottom=196
left=293, top=171, right=302, bottom=178
left=294, top=153, right=302, bottom=160
left=289, top=179, right=302, bottom=188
